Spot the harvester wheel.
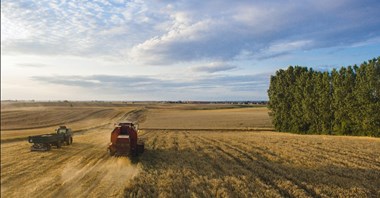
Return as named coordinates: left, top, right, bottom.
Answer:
left=137, top=144, right=144, bottom=154
left=108, top=148, right=115, bottom=156
left=132, top=150, right=137, bottom=157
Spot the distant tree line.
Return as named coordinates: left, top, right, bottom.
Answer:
left=268, top=57, right=380, bottom=136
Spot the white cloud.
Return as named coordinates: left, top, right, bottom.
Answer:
left=191, top=61, right=237, bottom=73
left=99, top=26, right=128, bottom=36
left=269, top=40, right=313, bottom=52
left=1, top=10, right=36, bottom=43
left=128, top=17, right=215, bottom=64
left=232, top=5, right=280, bottom=29
left=2, top=0, right=380, bottom=62
left=29, top=73, right=271, bottom=100
left=2, top=0, right=380, bottom=100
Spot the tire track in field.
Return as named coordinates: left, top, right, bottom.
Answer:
left=233, top=137, right=380, bottom=175
left=234, top=136, right=380, bottom=171
left=192, top=135, right=294, bottom=198
left=33, top=152, right=109, bottom=197
left=284, top=141, right=380, bottom=171
left=2, top=128, right=141, bottom=198
left=2, top=130, right=107, bottom=195
left=1, top=140, right=98, bottom=186
left=163, top=131, right=193, bottom=195
left=311, top=145, right=380, bottom=169
left=183, top=131, right=244, bottom=197
left=135, top=130, right=243, bottom=197
left=215, top=137, right=322, bottom=198
left=147, top=132, right=159, bottom=150
left=194, top=134, right=321, bottom=198
left=125, top=131, right=196, bottom=197
left=47, top=153, right=133, bottom=198
left=185, top=132, right=282, bottom=197
left=183, top=131, right=248, bottom=197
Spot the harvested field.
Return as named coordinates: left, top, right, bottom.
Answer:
left=1, top=102, right=379, bottom=197
left=141, top=106, right=272, bottom=130
left=1, top=102, right=137, bottom=141
left=1, top=108, right=118, bottom=130
left=1, top=126, right=142, bottom=197
left=127, top=130, right=380, bottom=197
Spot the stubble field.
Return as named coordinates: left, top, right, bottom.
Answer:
left=1, top=101, right=379, bottom=197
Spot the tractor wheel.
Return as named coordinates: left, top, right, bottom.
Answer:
left=66, top=137, right=73, bottom=145
left=46, top=144, right=52, bottom=151
left=56, top=141, right=62, bottom=148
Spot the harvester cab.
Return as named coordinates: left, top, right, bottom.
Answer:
left=108, top=122, right=144, bottom=157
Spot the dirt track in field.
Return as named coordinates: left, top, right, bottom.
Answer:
left=1, top=103, right=380, bottom=197
left=1, top=124, right=143, bottom=198
left=1, top=106, right=146, bottom=198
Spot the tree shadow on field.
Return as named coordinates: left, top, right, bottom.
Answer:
left=125, top=146, right=380, bottom=197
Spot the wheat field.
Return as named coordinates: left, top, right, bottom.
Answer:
left=140, top=106, right=272, bottom=130
left=129, top=130, right=380, bottom=197
left=1, top=102, right=137, bottom=141
left=1, top=102, right=379, bottom=197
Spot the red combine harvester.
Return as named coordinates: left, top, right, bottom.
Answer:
left=107, top=122, right=144, bottom=156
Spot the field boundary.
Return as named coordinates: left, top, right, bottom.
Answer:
left=139, top=128, right=275, bottom=131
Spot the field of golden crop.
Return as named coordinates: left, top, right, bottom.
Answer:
left=140, top=106, right=272, bottom=130
left=0, top=101, right=139, bottom=141
left=1, top=102, right=379, bottom=197
left=130, top=130, right=380, bottom=197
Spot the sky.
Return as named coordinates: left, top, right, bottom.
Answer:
left=2, top=0, right=380, bottom=101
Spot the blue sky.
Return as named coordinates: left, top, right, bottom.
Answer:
left=2, top=0, right=380, bottom=101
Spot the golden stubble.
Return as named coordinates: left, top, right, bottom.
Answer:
left=1, top=102, right=379, bottom=197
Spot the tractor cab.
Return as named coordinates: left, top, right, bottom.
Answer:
left=56, top=126, right=71, bottom=135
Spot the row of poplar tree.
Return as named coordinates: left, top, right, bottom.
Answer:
left=268, top=57, right=380, bottom=136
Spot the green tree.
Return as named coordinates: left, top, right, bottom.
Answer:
left=267, top=56, right=379, bottom=136
left=320, top=71, right=333, bottom=134
left=355, top=58, right=380, bottom=136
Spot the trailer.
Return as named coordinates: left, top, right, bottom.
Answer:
left=28, top=126, right=73, bottom=151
